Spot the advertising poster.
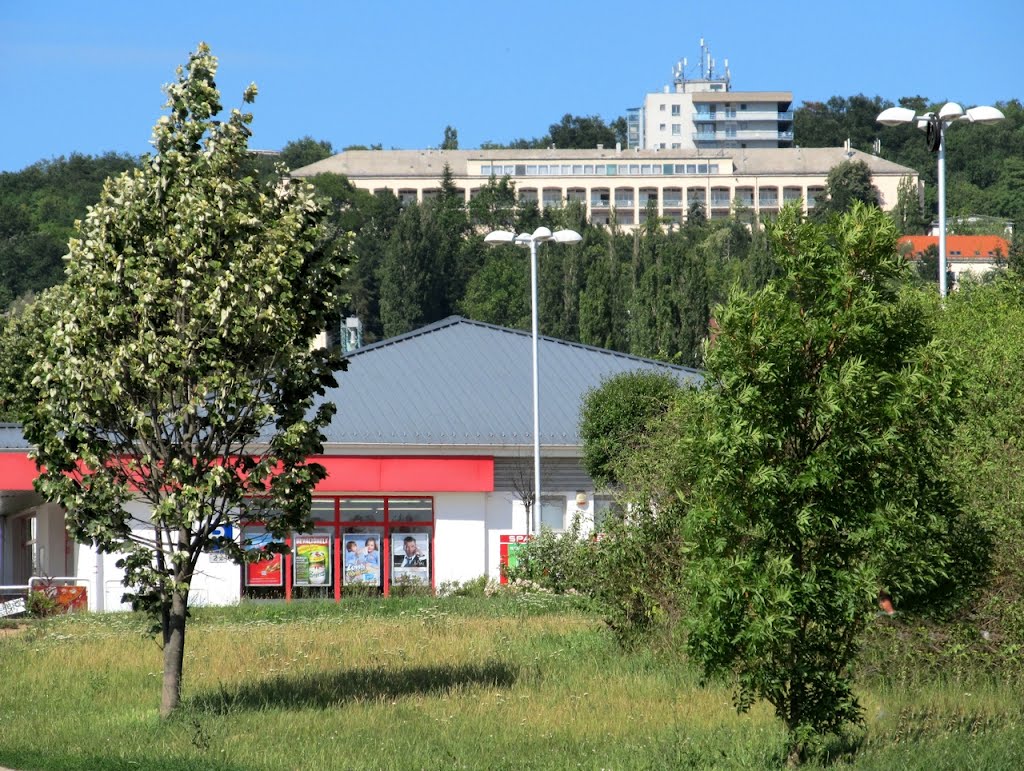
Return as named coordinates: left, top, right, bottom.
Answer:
left=293, top=534, right=332, bottom=587
left=499, top=534, right=531, bottom=585
left=244, top=531, right=284, bottom=587
left=391, top=532, right=430, bottom=585
left=343, top=532, right=382, bottom=586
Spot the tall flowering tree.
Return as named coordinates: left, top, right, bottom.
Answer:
left=23, top=44, right=351, bottom=717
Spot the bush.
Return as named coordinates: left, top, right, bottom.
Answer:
left=26, top=590, right=60, bottom=618
left=437, top=575, right=489, bottom=597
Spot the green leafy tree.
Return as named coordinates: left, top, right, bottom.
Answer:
left=547, top=113, right=618, bottom=149
left=19, top=44, right=351, bottom=717
left=936, top=275, right=1024, bottom=644
left=579, top=233, right=630, bottom=351
left=348, top=189, right=402, bottom=341
left=468, top=175, right=517, bottom=230
left=378, top=202, right=438, bottom=336
left=458, top=250, right=530, bottom=328
left=279, top=135, right=334, bottom=170
left=812, top=159, right=880, bottom=219
left=441, top=125, right=458, bottom=150
left=1009, top=227, right=1024, bottom=273
left=580, top=370, right=683, bottom=488
left=683, top=203, right=976, bottom=758
left=891, top=175, right=928, bottom=234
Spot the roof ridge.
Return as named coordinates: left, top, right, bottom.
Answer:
left=348, top=317, right=702, bottom=374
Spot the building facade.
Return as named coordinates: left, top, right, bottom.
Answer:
left=292, top=147, right=919, bottom=228
left=899, top=234, right=1011, bottom=287
left=626, top=40, right=793, bottom=152
left=0, top=319, right=701, bottom=611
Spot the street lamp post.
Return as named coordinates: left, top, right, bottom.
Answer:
left=484, top=226, right=582, bottom=535
left=877, top=102, right=1005, bottom=297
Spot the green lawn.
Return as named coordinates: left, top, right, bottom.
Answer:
left=1, top=597, right=1022, bottom=770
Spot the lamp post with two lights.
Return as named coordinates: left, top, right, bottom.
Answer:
left=484, top=226, right=582, bottom=535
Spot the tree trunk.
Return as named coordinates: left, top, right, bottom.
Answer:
left=160, top=587, right=188, bottom=718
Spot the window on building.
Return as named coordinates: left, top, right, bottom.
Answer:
left=241, top=496, right=435, bottom=601
left=659, top=123, right=666, bottom=131
left=659, top=104, right=666, bottom=111
left=540, top=496, right=566, bottom=531
left=671, top=143, right=681, bottom=149
left=593, top=496, right=624, bottom=531
left=671, top=124, right=681, bottom=136
left=671, top=104, right=680, bottom=116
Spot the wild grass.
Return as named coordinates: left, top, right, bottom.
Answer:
left=1, top=598, right=1022, bottom=769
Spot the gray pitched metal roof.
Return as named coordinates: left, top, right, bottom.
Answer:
left=318, top=317, right=702, bottom=448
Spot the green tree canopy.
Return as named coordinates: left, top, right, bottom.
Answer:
left=279, top=135, right=334, bottom=170
left=812, top=159, right=881, bottom=219
left=683, top=203, right=978, bottom=757
left=580, top=370, right=684, bottom=489
left=19, top=44, right=351, bottom=717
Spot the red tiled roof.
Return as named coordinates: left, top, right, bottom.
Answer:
left=898, top=235, right=1010, bottom=261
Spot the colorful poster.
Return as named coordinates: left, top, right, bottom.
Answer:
left=391, top=532, right=430, bottom=586
left=294, top=535, right=332, bottom=587
left=499, top=534, right=531, bottom=584
left=343, top=532, right=382, bottom=586
left=244, top=531, right=284, bottom=587
left=53, top=586, right=88, bottom=612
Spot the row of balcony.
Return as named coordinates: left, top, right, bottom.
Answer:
left=693, top=130, right=795, bottom=142
left=407, top=187, right=821, bottom=210
left=694, top=109, right=794, bottom=122
left=585, top=192, right=817, bottom=210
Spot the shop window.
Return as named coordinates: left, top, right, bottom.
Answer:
left=241, top=495, right=435, bottom=601
left=241, top=525, right=286, bottom=599
left=291, top=529, right=334, bottom=600
left=342, top=529, right=383, bottom=594
left=390, top=528, right=431, bottom=593
left=341, top=498, right=384, bottom=522
left=540, top=496, right=567, bottom=531
left=388, top=498, right=433, bottom=523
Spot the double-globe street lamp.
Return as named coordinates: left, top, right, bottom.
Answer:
left=484, top=226, right=583, bottom=536
left=877, top=102, right=1004, bottom=297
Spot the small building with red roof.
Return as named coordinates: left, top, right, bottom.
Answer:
left=898, top=235, right=1010, bottom=288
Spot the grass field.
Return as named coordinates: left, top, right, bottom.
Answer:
left=1, top=596, right=1022, bottom=770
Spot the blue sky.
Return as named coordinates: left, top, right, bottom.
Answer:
left=1, top=0, right=1020, bottom=172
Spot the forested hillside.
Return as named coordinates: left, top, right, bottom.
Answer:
left=796, top=95, right=1024, bottom=227
left=2, top=95, right=1021, bottom=366
left=0, top=153, right=137, bottom=308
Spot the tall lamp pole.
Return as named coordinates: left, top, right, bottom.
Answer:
left=877, top=102, right=1004, bottom=297
left=485, top=226, right=582, bottom=535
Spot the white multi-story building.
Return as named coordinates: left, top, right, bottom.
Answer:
left=626, top=40, right=793, bottom=152
left=292, top=146, right=918, bottom=228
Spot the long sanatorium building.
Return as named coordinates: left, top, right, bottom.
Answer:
left=291, top=147, right=919, bottom=228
